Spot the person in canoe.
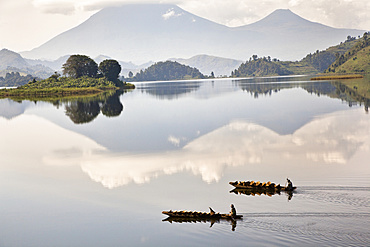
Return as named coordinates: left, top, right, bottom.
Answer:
left=230, top=204, right=236, bottom=217
left=286, top=178, right=293, bottom=190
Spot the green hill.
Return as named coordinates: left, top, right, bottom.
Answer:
left=332, top=47, right=370, bottom=73
left=0, top=49, right=54, bottom=80
left=232, top=36, right=360, bottom=77
left=325, top=32, right=370, bottom=74
left=129, top=61, right=205, bottom=81
left=232, top=56, right=292, bottom=77
left=284, top=36, right=359, bottom=74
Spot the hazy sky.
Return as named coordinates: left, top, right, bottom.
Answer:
left=0, top=0, right=369, bottom=52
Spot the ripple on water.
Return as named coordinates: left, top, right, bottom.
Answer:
left=165, top=212, right=370, bottom=247
left=297, top=186, right=370, bottom=209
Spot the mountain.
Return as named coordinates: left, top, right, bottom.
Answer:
left=0, top=49, right=54, bottom=78
left=234, top=9, right=365, bottom=60
left=21, top=4, right=365, bottom=63
left=25, top=55, right=70, bottom=71
left=0, top=49, right=29, bottom=70
left=169, top=55, right=242, bottom=76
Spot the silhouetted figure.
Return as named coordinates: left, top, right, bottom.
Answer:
left=230, top=204, right=236, bottom=217
left=286, top=178, right=293, bottom=190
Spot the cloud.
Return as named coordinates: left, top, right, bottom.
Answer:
left=168, top=135, right=187, bottom=146
left=168, top=135, right=181, bottom=146
left=162, top=7, right=183, bottom=20
left=32, top=0, right=78, bottom=15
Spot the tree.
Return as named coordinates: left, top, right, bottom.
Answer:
left=62, top=55, right=98, bottom=78
left=98, top=59, right=121, bottom=82
left=49, top=72, right=60, bottom=81
left=128, top=71, right=133, bottom=78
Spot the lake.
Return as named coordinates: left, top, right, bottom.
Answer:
left=0, top=76, right=369, bottom=247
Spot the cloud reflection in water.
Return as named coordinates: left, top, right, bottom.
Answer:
left=77, top=110, right=369, bottom=188
left=1, top=109, right=368, bottom=189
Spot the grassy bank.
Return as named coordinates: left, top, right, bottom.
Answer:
left=311, top=74, right=364, bottom=80
left=0, top=76, right=135, bottom=100
left=0, top=87, right=106, bottom=98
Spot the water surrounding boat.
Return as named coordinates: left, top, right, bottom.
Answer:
left=0, top=76, right=369, bottom=246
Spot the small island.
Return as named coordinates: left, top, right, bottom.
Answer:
left=0, top=55, right=134, bottom=100
left=127, top=60, right=207, bottom=82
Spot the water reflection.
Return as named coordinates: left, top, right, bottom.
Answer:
left=238, top=80, right=336, bottom=98
left=65, top=90, right=124, bottom=124
left=237, top=78, right=370, bottom=112
left=230, top=188, right=294, bottom=201
left=0, top=90, right=125, bottom=123
left=163, top=216, right=239, bottom=231
left=136, top=77, right=369, bottom=112
left=331, top=80, right=370, bottom=112
left=136, top=80, right=201, bottom=100
left=1, top=78, right=369, bottom=189
left=38, top=108, right=369, bottom=188
left=0, top=98, right=30, bottom=119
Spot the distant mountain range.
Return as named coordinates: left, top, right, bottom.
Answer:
left=0, top=48, right=152, bottom=79
left=170, top=55, right=242, bottom=76
left=0, top=49, right=53, bottom=78
left=0, top=47, right=242, bottom=79
left=21, top=4, right=365, bottom=63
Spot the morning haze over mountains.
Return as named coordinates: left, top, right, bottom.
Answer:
left=2, top=4, right=365, bottom=76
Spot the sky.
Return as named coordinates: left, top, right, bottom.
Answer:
left=0, top=0, right=369, bottom=52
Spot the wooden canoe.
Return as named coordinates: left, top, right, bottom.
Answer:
left=229, top=180, right=296, bottom=191
left=162, top=209, right=243, bottom=220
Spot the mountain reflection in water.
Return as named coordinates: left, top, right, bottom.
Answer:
left=38, top=108, right=369, bottom=189
left=1, top=77, right=369, bottom=190
left=0, top=77, right=369, bottom=246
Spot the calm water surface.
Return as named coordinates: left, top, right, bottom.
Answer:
left=0, top=76, right=369, bottom=246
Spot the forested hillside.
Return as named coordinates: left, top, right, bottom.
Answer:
left=326, top=32, right=370, bottom=74
left=299, top=36, right=359, bottom=73
left=129, top=61, right=205, bottom=81
left=232, top=56, right=292, bottom=77
left=231, top=35, right=363, bottom=77
left=0, top=72, right=35, bottom=87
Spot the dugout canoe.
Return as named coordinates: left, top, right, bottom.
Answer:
left=229, top=180, right=296, bottom=191
left=162, top=208, right=242, bottom=220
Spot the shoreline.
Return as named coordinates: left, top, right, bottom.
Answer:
left=310, top=74, right=364, bottom=80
